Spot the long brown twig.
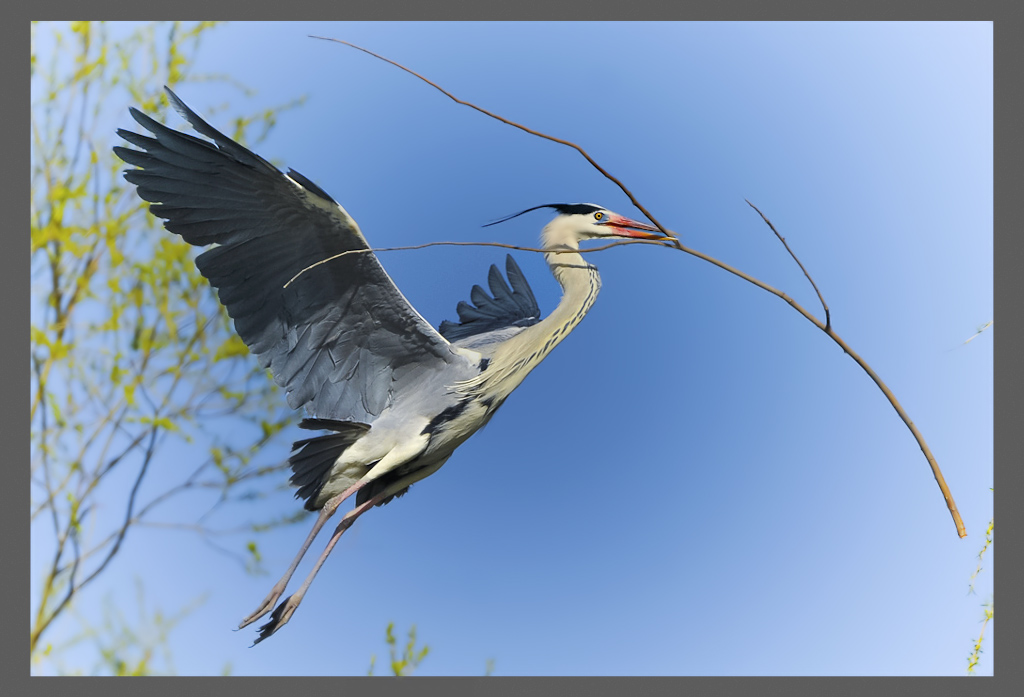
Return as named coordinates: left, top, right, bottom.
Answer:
left=319, top=37, right=966, bottom=539
left=284, top=237, right=672, bottom=289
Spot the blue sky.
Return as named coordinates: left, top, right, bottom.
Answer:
left=31, top=21, right=993, bottom=676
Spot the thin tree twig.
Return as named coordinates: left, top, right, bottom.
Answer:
left=319, top=37, right=966, bottom=539
left=954, top=320, right=993, bottom=350
left=283, top=238, right=671, bottom=289
left=74, top=425, right=160, bottom=593
left=745, top=199, right=831, bottom=330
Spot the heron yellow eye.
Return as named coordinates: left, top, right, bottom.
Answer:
left=594, top=212, right=604, bottom=221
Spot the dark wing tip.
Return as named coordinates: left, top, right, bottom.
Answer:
left=439, top=255, right=542, bottom=342
left=287, top=168, right=338, bottom=205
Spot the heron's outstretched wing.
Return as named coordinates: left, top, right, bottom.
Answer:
left=439, top=255, right=542, bottom=343
left=114, top=87, right=466, bottom=423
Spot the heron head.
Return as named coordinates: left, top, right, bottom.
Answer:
left=549, top=203, right=669, bottom=241
left=484, top=202, right=671, bottom=246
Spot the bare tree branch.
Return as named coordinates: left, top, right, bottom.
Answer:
left=318, top=37, right=966, bottom=539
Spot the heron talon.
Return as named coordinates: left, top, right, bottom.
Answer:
left=252, top=595, right=298, bottom=645
left=239, top=590, right=284, bottom=629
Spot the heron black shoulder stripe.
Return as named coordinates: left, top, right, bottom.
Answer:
left=421, top=399, right=471, bottom=435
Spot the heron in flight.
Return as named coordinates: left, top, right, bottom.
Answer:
left=114, top=87, right=670, bottom=644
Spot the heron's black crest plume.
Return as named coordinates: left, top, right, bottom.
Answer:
left=483, top=203, right=603, bottom=228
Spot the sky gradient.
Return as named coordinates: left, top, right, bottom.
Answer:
left=31, top=21, right=993, bottom=676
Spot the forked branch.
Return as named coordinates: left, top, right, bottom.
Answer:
left=744, top=199, right=831, bottom=330
left=318, top=37, right=966, bottom=539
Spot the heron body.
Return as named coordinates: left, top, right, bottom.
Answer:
left=114, top=87, right=669, bottom=643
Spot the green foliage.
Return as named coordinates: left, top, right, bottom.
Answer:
left=966, top=601, right=993, bottom=675
left=367, top=623, right=431, bottom=676
left=30, top=21, right=305, bottom=674
left=966, top=515, right=994, bottom=675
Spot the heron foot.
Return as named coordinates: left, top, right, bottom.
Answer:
left=251, top=594, right=301, bottom=645
left=238, top=584, right=286, bottom=629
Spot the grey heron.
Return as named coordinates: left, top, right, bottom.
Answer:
left=114, top=87, right=671, bottom=644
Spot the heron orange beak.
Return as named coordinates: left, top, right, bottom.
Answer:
left=602, top=215, right=672, bottom=240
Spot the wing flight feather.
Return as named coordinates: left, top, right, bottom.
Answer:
left=439, top=255, right=542, bottom=343
left=114, top=87, right=465, bottom=424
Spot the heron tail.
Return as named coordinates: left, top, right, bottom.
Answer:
left=288, top=419, right=371, bottom=510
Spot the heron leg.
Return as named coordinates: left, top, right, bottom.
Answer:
left=251, top=455, right=443, bottom=645
left=251, top=488, right=387, bottom=645
left=242, top=434, right=432, bottom=633
left=238, top=479, right=368, bottom=629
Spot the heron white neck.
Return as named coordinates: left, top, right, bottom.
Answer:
left=456, top=218, right=600, bottom=401
left=538, top=219, right=602, bottom=338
